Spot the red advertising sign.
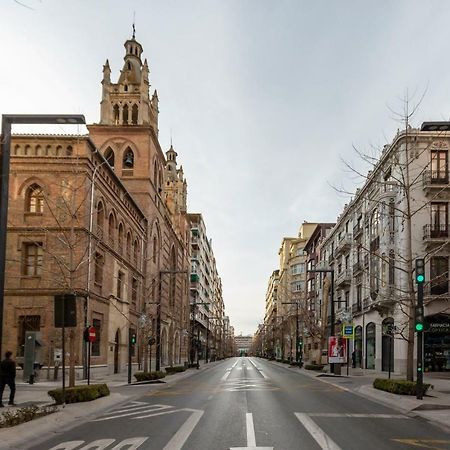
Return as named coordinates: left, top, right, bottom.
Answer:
left=88, top=326, right=96, bottom=343
left=328, top=336, right=347, bottom=364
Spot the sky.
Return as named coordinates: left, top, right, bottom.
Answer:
left=2, top=0, right=450, bottom=335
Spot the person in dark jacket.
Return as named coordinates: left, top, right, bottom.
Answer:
left=0, top=351, right=16, bottom=406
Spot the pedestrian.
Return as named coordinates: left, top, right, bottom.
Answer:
left=0, top=351, right=16, bottom=407
left=351, top=349, right=356, bottom=368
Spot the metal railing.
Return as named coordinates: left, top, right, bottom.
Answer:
left=423, top=224, right=449, bottom=240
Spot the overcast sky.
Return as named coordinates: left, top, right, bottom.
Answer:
left=2, top=1, right=450, bottom=335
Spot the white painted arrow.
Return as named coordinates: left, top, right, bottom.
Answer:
left=230, top=413, right=273, bottom=450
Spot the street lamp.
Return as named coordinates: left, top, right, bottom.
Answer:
left=307, top=268, right=335, bottom=374
left=0, top=114, right=86, bottom=356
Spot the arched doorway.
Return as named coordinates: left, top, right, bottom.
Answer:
left=382, top=318, right=394, bottom=372
left=354, top=326, right=363, bottom=368
left=114, top=329, right=120, bottom=373
left=366, top=322, right=376, bottom=369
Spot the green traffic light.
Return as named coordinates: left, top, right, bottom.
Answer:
left=416, top=274, right=425, bottom=283
left=415, top=323, right=424, bottom=332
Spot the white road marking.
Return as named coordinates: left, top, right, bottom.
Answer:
left=132, top=408, right=186, bottom=420
left=79, top=439, right=116, bottom=449
left=307, top=413, right=408, bottom=419
left=103, top=403, right=169, bottom=415
left=248, top=358, right=268, bottom=379
left=94, top=404, right=173, bottom=421
left=49, top=438, right=149, bottom=450
left=295, top=413, right=342, bottom=450
left=162, top=409, right=204, bottom=450
left=229, top=412, right=274, bottom=450
left=246, top=413, right=256, bottom=446
left=49, top=442, right=85, bottom=450
left=110, top=437, right=149, bottom=449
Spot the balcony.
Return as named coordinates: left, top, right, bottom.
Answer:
left=353, top=261, right=363, bottom=275
left=352, top=301, right=362, bottom=314
left=353, top=224, right=362, bottom=239
left=335, top=233, right=352, bottom=255
left=336, top=269, right=352, bottom=287
left=328, top=253, right=335, bottom=265
left=362, top=297, right=371, bottom=310
left=377, top=181, right=398, bottom=200
left=423, top=224, right=449, bottom=245
left=423, top=170, right=449, bottom=193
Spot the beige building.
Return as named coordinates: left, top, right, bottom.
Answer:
left=314, top=122, right=450, bottom=375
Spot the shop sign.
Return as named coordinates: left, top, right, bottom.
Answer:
left=426, top=322, right=450, bottom=333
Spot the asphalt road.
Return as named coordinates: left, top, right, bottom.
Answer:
left=28, top=357, right=450, bottom=450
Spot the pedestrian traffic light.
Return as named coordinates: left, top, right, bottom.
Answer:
left=415, top=258, right=425, bottom=284
left=130, top=333, right=137, bottom=345
left=415, top=306, right=424, bottom=332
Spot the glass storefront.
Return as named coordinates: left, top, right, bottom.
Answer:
left=424, top=314, right=450, bottom=372
left=366, top=322, right=376, bottom=369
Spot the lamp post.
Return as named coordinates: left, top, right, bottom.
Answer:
left=155, top=269, right=188, bottom=371
left=0, top=114, right=85, bottom=357
left=307, top=268, right=335, bottom=374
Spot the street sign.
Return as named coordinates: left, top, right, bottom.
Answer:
left=148, top=336, right=156, bottom=346
left=88, top=326, right=96, bottom=343
left=342, top=324, right=354, bottom=339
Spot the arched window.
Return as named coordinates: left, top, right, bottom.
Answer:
left=118, top=223, right=124, bottom=254
left=127, top=61, right=131, bottom=70
left=113, top=104, right=120, bottom=125
left=123, top=148, right=134, bottom=168
left=14, top=144, right=21, bottom=155
left=25, top=145, right=31, bottom=156
left=56, top=145, right=62, bottom=156
left=153, top=161, right=158, bottom=189
left=66, top=145, right=73, bottom=156
left=124, top=84, right=128, bottom=92
left=152, top=236, right=157, bottom=263
left=133, top=239, right=139, bottom=264
left=132, top=104, right=138, bottom=124
left=96, top=202, right=104, bottom=236
left=104, top=147, right=115, bottom=168
left=26, top=184, right=44, bottom=213
left=126, top=232, right=132, bottom=259
left=123, top=104, right=129, bottom=124
left=35, top=145, right=43, bottom=156
left=370, top=208, right=379, bottom=239
left=366, top=322, right=376, bottom=369
left=108, top=213, right=115, bottom=245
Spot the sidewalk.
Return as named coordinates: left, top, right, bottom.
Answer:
left=0, top=359, right=222, bottom=449
left=297, top=364, right=450, bottom=431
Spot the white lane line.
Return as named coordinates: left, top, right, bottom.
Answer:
left=248, top=358, right=268, bottom=379
left=162, top=409, right=204, bottom=450
left=222, top=372, right=230, bottom=381
left=246, top=413, right=256, bottom=446
left=307, top=413, right=409, bottom=419
left=295, top=413, right=342, bottom=450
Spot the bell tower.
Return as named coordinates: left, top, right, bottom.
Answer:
left=99, top=33, right=159, bottom=135
left=164, top=144, right=187, bottom=214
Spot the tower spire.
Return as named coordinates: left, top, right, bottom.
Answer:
left=132, top=11, right=136, bottom=39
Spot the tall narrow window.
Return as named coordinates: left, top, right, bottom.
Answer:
left=108, top=213, right=115, bottom=245
left=94, top=252, right=104, bottom=285
left=430, top=202, right=448, bottom=237
left=123, top=148, right=134, bottom=168
left=96, top=202, right=104, bottom=237
left=430, top=256, right=449, bottom=295
left=23, top=242, right=43, bottom=276
left=131, top=277, right=138, bottom=309
left=133, top=239, right=139, bottom=264
left=26, top=184, right=44, bottom=213
left=118, top=223, right=124, bottom=254
left=113, top=105, right=120, bottom=125
left=431, top=150, right=448, bottom=182
left=117, top=271, right=124, bottom=299
left=126, top=232, right=132, bottom=259
left=132, top=104, right=139, bottom=125
left=123, top=104, right=129, bottom=124
left=152, top=236, right=157, bottom=263
left=388, top=250, right=395, bottom=285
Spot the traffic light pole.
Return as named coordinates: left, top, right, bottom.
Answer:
left=128, top=330, right=132, bottom=385
left=416, top=281, right=424, bottom=400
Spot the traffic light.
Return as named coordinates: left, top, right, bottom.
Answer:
left=415, top=306, right=424, bottom=332
left=130, top=332, right=137, bottom=346
left=415, top=258, right=425, bottom=284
